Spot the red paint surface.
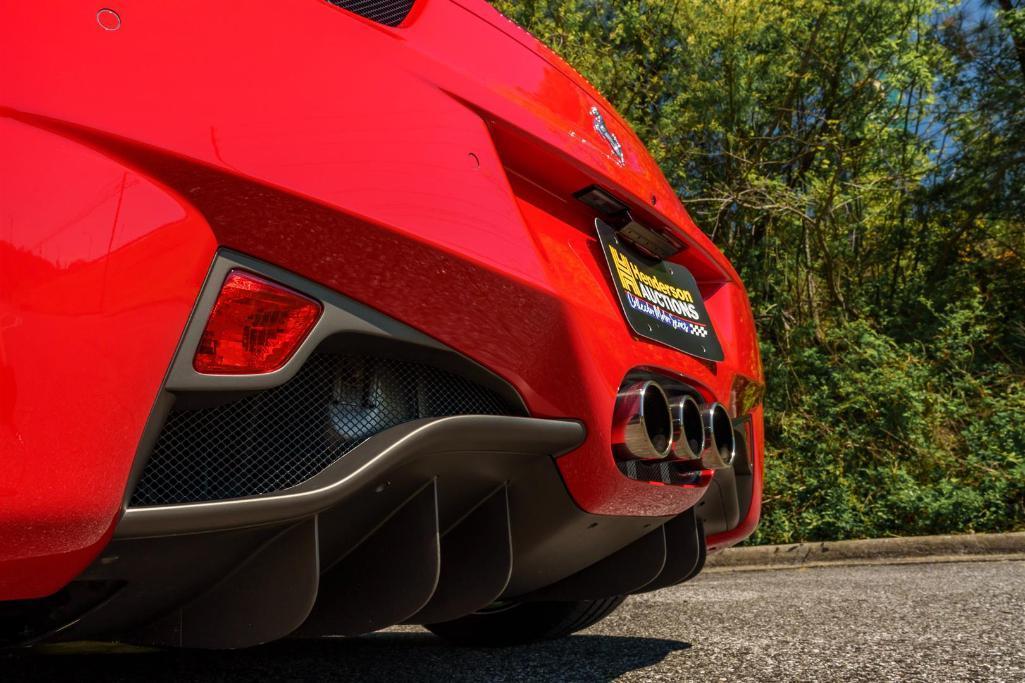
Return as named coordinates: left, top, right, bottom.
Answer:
left=1, top=0, right=762, bottom=598
left=0, top=119, right=216, bottom=598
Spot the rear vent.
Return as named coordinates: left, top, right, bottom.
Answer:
left=325, top=0, right=415, bottom=26
left=130, top=352, right=511, bottom=506
left=619, top=460, right=702, bottom=486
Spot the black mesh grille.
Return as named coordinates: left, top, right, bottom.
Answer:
left=131, top=353, right=510, bottom=506
left=325, top=0, right=415, bottom=26
left=619, top=459, right=703, bottom=486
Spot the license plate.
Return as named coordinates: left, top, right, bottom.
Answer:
left=597, top=219, right=724, bottom=362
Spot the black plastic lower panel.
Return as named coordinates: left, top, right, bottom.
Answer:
left=6, top=414, right=724, bottom=649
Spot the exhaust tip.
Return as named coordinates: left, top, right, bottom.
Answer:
left=701, top=403, right=736, bottom=469
left=613, top=380, right=673, bottom=460
left=670, top=395, right=705, bottom=460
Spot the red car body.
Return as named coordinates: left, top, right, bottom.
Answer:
left=1, top=0, right=762, bottom=646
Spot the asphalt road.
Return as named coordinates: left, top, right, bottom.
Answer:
left=5, top=559, right=1024, bottom=682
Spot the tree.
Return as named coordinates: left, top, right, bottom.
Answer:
left=491, top=0, right=1025, bottom=542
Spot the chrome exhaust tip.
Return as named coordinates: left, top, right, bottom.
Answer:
left=670, top=394, right=705, bottom=460
left=701, top=402, right=736, bottom=469
left=613, top=380, right=673, bottom=460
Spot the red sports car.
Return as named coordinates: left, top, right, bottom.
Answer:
left=0, top=0, right=763, bottom=648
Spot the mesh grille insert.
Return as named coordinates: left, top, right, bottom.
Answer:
left=325, top=0, right=415, bottom=27
left=131, top=353, right=510, bottom=506
left=618, top=459, right=704, bottom=486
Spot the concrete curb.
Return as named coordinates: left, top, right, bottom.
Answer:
left=705, top=531, right=1025, bottom=571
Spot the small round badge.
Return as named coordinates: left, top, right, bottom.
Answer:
left=96, top=8, right=121, bottom=31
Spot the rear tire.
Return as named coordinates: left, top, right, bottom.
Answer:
left=425, top=596, right=627, bottom=646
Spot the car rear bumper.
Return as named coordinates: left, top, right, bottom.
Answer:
left=1, top=250, right=747, bottom=646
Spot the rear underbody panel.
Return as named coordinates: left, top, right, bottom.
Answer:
left=58, top=417, right=704, bottom=649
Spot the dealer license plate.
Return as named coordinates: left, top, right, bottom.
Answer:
left=596, top=219, right=723, bottom=362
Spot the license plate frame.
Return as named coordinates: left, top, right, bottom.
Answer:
left=596, top=219, right=724, bottom=362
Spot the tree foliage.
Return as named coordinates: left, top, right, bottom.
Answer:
left=490, top=0, right=1025, bottom=542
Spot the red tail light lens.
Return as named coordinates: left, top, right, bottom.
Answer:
left=193, top=270, right=322, bottom=375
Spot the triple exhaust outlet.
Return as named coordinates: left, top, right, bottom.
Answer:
left=612, top=380, right=736, bottom=469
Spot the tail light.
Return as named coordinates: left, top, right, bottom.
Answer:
left=193, top=270, right=322, bottom=375
left=730, top=374, right=765, bottom=418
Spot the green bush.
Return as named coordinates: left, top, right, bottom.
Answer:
left=755, top=296, right=1025, bottom=543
